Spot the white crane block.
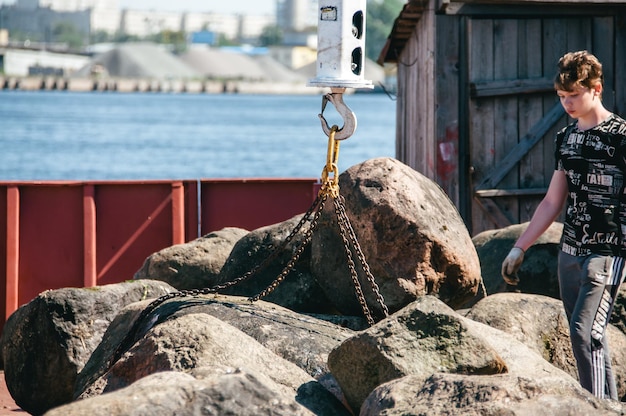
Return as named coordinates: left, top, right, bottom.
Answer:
left=308, top=0, right=373, bottom=89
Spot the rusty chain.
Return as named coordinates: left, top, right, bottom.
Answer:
left=333, top=195, right=375, bottom=325
left=334, top=194, right=389, bottom=323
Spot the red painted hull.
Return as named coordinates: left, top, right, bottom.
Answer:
left=0, top=178, right=320, bottom=331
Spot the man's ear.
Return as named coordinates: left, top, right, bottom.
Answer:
left=593, top=82, right=603, bottom=96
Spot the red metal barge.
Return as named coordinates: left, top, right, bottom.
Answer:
left=0, top=178, right=320, bottom=332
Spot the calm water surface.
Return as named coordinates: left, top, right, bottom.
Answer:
left=0, top=91, right=396, bottom=180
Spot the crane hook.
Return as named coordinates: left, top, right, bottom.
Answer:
left=318, top=87, right=357, bottom=141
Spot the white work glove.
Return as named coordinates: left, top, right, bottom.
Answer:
left=501, top=247, right=525, bottom=285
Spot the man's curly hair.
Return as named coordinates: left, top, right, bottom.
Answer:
left=554, top=50, right=604, bottom=92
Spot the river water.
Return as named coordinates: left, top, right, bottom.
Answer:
left=0, top=90, right=397, bottom=181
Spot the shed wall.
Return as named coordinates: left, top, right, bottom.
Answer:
left=397, top=5, right=437, bottom=182
left=396, top=0, right=626, bottom=235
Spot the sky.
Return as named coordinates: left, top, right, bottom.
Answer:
left=0, top=0, right=275, bottom=15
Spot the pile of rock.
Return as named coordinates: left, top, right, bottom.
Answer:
left=1, top=157, right=624, bottom=415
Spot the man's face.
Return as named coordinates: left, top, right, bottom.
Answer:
left=556, top=84, right=600, bottom=120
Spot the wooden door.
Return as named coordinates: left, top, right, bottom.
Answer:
left=465, top=15, right=619, bottom=236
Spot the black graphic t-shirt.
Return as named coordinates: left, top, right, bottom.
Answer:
left=556, top=113, right=626, bottom=257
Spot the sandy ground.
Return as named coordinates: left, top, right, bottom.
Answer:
left=0, top=373, right=25, bottom=415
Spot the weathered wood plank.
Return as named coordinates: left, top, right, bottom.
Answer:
left=593, top=16, right=616, bottom=109
left=378, top=0, right=429, bottom=64
left=616, top=12, right=626, bottom=115
left=396, top=55, right=409, bottom=163
left=567, top=17, right=592, bottom=51
left=493, top=18, right=520, bottom=225
left=415, top=8, right=437, bottom=179
left=475, top=188, right=547, bottom=197
left=518, top=18, right=545, bottom=221
left=470, top=77, right=554, bottom=97
left=435, top=14, right=461, bottom=204
left=396, top=6, right=437, bottom=181
left=406, top=15, right=421, bottom=176
left=468, top=17, right=496, bottom=233
left=542, top=17, right=570, bottom=180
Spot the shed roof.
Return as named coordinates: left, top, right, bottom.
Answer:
left=378, top=0, right=626, bottom=65
left=377, top=0, right=428, bottom=65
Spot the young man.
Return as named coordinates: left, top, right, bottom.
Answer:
left=501, top=50, right=626, bottom=400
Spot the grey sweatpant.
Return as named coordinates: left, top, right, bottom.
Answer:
left=558, top=252, right=626, bottom=400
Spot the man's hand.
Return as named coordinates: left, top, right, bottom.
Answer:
left=501, top=247, right=525, bottom=285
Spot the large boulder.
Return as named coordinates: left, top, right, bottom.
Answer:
left=359, top=295, right=624, bottom=415
left=328, top=296, right=507, bottom=411
left=611, top=287, right=626, bottom=337
left=47, top=368, right=317, bottom=416
left=75, top=303, right=351, bottom=416
left=311, top=157, right=482, bottom=318
left=0, top=280, right=174, bottom=416
left=361, top=372, right=622, bottom=415
left=466, top=292, right=626, bottom=401
left=75, top=294, right=358, bottom=406
left=466, top=293, right=575, bottom=377
left=133, top=227, right=248, bottom=290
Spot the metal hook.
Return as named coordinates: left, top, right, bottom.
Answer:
left=318, top=87, right=357, bottom=140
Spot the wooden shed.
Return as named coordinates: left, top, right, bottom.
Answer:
left=379, top=0, right=626, bottom=236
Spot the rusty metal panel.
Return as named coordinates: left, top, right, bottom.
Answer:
left=200, top=179, right=319, bottom=234
left=0, top=179, right=320, bottom=333
left=93, top=182, right=178, bottom=286
left=184, top=180, right=200, bottom=241
left=18, top=184, right=85, bottom=304
left=0, top=187, right=7, bottom=327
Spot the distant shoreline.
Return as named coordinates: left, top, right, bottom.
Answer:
left=0, top=76, right=389, bottom=95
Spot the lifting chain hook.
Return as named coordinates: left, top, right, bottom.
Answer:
left=320, top=126, right=340, bottom=198
left=318, top=87, right=357, bottom=141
